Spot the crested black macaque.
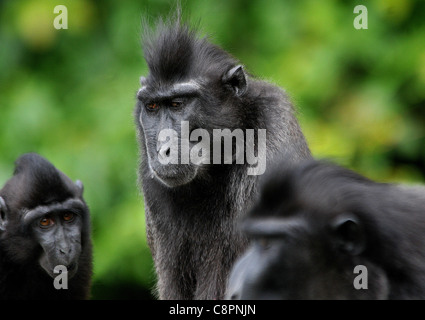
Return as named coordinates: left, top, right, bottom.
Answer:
left=226, top=160, right=425, bottom=300
left=0, top=153, right=92, bottom=299
left=134, top=17, right=311, bottom=300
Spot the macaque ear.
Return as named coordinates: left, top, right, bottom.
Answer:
left=330, top=213, right=365, bottom=255
left=75, top=180, right=84, bottom=196
left=0, top=197, right=8, bottom=231
left=140, top=76, right=147, bottom=86
left=222, top=65, right=247, bottom=97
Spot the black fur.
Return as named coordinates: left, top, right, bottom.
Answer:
left=227, top=160, right=425, bottom=299
left=0, top=153, right=92, bottom=299
left=135, top=18, right=311, bottom=299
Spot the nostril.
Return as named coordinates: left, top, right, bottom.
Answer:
left=230, top=293, right=239, bottom=300
left=158, top=145, right=171, bottom=160
left=59, top=247, right=71, bottom=255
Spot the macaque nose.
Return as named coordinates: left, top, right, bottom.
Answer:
left=158, top=145, right=171, bottom=162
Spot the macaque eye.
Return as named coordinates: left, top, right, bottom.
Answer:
left=171, top=100, right=183, bottom=108
left=146, top=103, right=159, bottom=111
left=257, top=238, right=271, bottom=250
left=39, top=216, right=54, bottom=228
left=63, top=212, right=74, bottom=222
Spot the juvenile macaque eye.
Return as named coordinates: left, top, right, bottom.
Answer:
left=63, top=212, right=74, bottom=222
left=146, top=103, right=159, bottom=110
left=39, top=216, right=54, bottom=228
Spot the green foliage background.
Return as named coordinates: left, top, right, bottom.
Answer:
left=0, top=0, right=424, bottom=299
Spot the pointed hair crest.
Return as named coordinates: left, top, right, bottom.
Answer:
left=141, top=16, right=238, bottom=84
